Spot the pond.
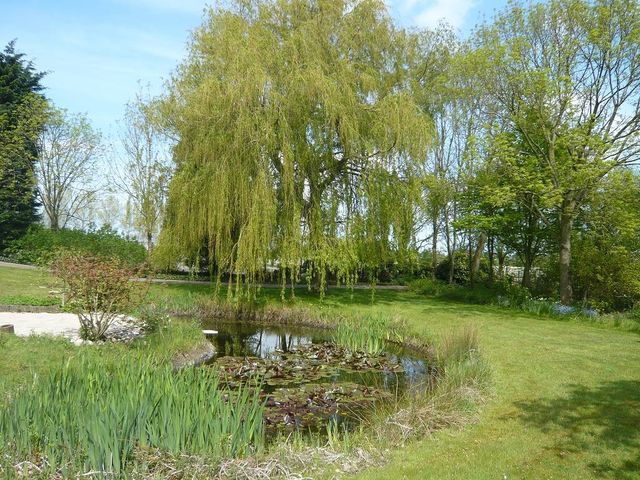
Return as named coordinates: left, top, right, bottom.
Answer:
left=201, top=321, right=434, bottom=434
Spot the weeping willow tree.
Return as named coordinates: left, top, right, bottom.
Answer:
left=157, top=0, right=432, bottom=296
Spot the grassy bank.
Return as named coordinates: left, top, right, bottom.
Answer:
left=0, top=319, right=205, bottom=396
left=149, top=282, right=640, bottom=479
left=0, top=266, right=487, bottom=478
left=2, top=264, right=640, bottom=479
left=1, top=356, right=264, bottom=477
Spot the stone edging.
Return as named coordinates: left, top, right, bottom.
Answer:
left=0, top=304, right=61, bottom=313
left=171, top=341, right=216, bottom=370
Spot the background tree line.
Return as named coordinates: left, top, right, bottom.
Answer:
left=0, top=41, right=169, bottom=266
left=155, top=0, right=640, bottom=310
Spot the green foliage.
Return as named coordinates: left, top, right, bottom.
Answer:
left=0, top=41, right=47, bottom=251
left=498, top=282, right=532, bottom=308
left=570, top=170, right=640, bottom=311
left=115, top=90, right=171, bottom=252
left=156, top=0, right=432, bottom=295
left=0, top=356, right=264, bottom=476
left=135, top=302, right=172, bottom=334
left=572, top=242, right=640, bottom=311
left=5, top=224, right=146, bottom=267
left=408, top=278, right=498, bottom=305
left=434, top=251, right=489, bottom=285
left=408, top=278, right=445, bottom=296
left=471, top=0, right=640, bottom=303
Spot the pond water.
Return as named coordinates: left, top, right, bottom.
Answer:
left=201, top=321, right=433, bottom=433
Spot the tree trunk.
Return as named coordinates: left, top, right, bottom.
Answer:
left=146, top=231, right=153, bottom=255
left=559, top=197, right=575, bottom=305
left=521, top=258, right=532, bottom=289
left=470, top=232, right=487, bottom=285
left=448, top=252, right=455, bottom=284
left=431, top=216, right=438, bottom=280
left=50, top=212, right=59, bottom=231
left=497, top=244, right=506, bottom=279
left=487, top=236, right=494, bottom=284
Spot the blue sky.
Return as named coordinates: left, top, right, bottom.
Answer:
left=1, top=0, right=506, bottom=137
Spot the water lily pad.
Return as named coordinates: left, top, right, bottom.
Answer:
left=206, top=336, right=427, bottom=434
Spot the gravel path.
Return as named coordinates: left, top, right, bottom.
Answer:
left=0, top=312, right=80, bottom=338
left=0, top=312, right=140, bottom=344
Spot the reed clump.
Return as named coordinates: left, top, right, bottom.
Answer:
left=436, top=324, right=480, bottom=366
left=373, top=325, right=490, bottom=444
left=192, top=298, right=333, bottom=329
left=0, top=355, right=264, bottom=477
left=332, top=314, right=397, bottom=355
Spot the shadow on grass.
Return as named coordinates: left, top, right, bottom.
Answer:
left=513, top=380, right=640, bottom=479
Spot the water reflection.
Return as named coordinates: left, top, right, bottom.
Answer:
left=211, top=324, right=322, bottom=358
left=204, top=322, right=431, bottom=393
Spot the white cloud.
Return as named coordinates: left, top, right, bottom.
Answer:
left=392, top=0, right=476, bottom=30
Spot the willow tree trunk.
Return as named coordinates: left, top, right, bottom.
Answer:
left=559, top=197, right=576, bottom=305
left=470, top=232, right=487, bottom=285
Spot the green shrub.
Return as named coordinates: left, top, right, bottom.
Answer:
left=136, top=302, right=172, bottom=334
left=494, top=281, right=531, bottom=308
left=435, top=251, right=489, bottom=285
left=437, top=283, right=496, bottom=304
left=52, top=253, right=146, bottom=340
left=409, top=278, right=498, bottom=305
left=4, top=224, right=146, bottom=267
left=407, top=278, right=445, bottom=296
left=572, top=241, right=640, bottom=311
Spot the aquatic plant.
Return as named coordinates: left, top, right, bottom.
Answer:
left=0, top=356, right=264, bottom=477
left=333, top=315, right=395, bottom=355
left=373, top=325, right=490, bottom=443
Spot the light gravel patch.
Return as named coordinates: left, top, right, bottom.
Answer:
left=0, top=312, right=80, bottom=338
left=0, top=312, right=142, bottom=344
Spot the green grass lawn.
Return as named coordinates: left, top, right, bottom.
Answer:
left=1, top=264, right=639, bottom=479
left=146, top=280, right=640, bottom=480
left=0, top=265, right=61, bottom=304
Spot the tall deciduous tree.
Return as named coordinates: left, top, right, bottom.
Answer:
left=572, top=169, right=640, bottom=310
left=0, top=41, right=46, bottom=250
left=158, top=0, right=432, bottom=294
left=473, top=0, right=640, bottom=304
left=114, top=93, right=171, bottom=253
left=36, top=107, right=102, bottom=230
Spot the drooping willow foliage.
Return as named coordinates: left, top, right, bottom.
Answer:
left=156, top=0, right=432, bottom=296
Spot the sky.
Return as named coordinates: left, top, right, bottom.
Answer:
left=1, top=0, right=507, bottom=138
